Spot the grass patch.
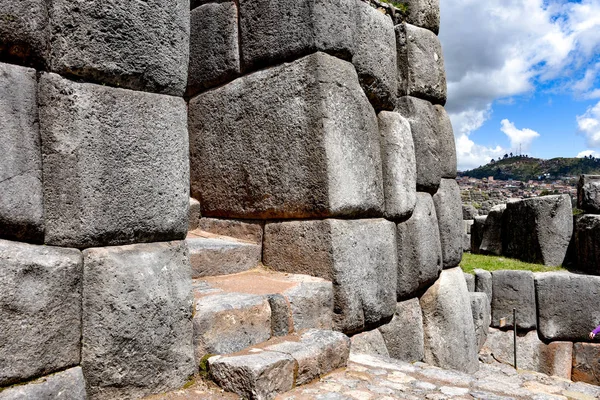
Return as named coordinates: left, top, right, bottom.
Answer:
left=379, top=0, right=409, bottom=13
left=460, top=253, right=567, bottom=274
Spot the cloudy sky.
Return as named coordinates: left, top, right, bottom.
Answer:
left=438, top=0, right=600, bottom=171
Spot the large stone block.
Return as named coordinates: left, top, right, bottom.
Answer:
left=574, top=214, right=600, bottom=274
left=0, top=0, right=48, bottom=68
left=502, top=195, right=573, bottom=266
left=189, top=52, right=383, bottom=220
left=479, top=204, right=505, bottom=256
left=186, top=2, right=240, bottom=97
left=471, top=215, right=487, bottom=254
left=539, top=341, right=573, bottom=380
left=420, top=267, right=479, bottom=373
left=188, top=198, right=201, bottom=231
left=353, top=1, right=397, bottom=111
left=81, top=241, right=195, bottom=399
left=572, top=343, right=600, bottom=386
left=0, top=240, right=82, bottom=386
left=474, top=268, right=492, bottom=308
left=0, top=367, right=86, bottom=400
left=536, top=272, right=600, bottom=342
left=47, top=0, right=189, bottom=96
left=491, top=270, right=536, bottom=330
left=433, top=178, right=464, bottom=268
left=378, top=298, right=425, bottom=362
left=0, top=62, right=43, bottom=243
left=396, top=23, right=446, bottom=105
left=238, top=0, right=355, bottom=71
left=396, top=192, right=442, bottom=299
left=577, top=175, right=600, bottom=214
left=377, top=111, right=416, bottom=220
left=402, top=0, right=440, bottom=34
left=464, top=273, right=475, bottom=292
left=480, top=328, right=541, bottom=371
left=39, top=73, right=189, bottom=248
left=350, top=330, right=390, bottom=357
left=470, top=292, right=491, bottom=351
left=395, top=96, right=456, bottom=193
left=263, top=218, right=397, bottom=334
left=198, top=218, right=264, bottom=244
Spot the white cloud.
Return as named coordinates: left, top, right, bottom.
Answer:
left=576, top=150, right=600, bottom=158
left=500, top=119, right=540, bottom=152
left=577, top=101, right=600, bottom=147
left=456, top=133, right=505, bottom=171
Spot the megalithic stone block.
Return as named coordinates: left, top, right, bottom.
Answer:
left=0, top=240, right=82, bottom=387
left=39, top=73, right=189, bottom=248
left=0, top=0, right=49, bottom=68
left=189, top=52, right=384, bottom=219
left=396, top=23, right=447, bottom=105
left=479, top=204, right=505, bottom=256
left=395, top=96, right=456, bottom=193
left=378, top=298, right=425, bottom=362
left=433, top=178, right=464, bottom=268
left=575, top=214, right=600, bottom=274
left=263, top=218, right=397, bottom=334
left=470, top=292, right=491, bottom=351
left=471, top=215, right=487, bottom=254
left=81, top=241, right=195, bottom=399
left=47, top=0, right=190, bottom=95
left=377, top=111, right=416, bottom=220
left=0, top=367, right=86, bottom=400
left=238, top=0, right=356, bottom=71
left=0, top=62, right=44, bottom=243
left=402, top=0, right=441, bottom=35
left=491, top=270, right=536, bottom=330
left=577, top=175, right=600, bottom=214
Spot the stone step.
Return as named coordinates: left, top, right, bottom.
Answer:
left=208, top=329, right=350, bottom=400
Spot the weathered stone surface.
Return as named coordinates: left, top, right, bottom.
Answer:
left=0, top=0, right=48, bottom=67
left=577, top=175, right=600, bottom=214
left=193, top=292, right=271, bottom=358
left=396, top=23, right=446, bottom=105
left=351, top=330, right=390, bottom=357
left=574, top=214, right=600, bottom=274
left=282, top=279, right=334, bottom=331
left=471, top=216, right=487, bottom=254
left=463, top=233, right=471, bottom=253
left=395, top=96, right=456, bottom=193
left=82, top=241, right=195, bottom=399
left=434, top=178, right=464, bottom=268
left=188, top=198, right=201, bottom=231
left=420, top=267, right=479, bottom=373
left=0, top=367, right=86, bottom=400
left=491, top=270, right=536, bottom=330
left=536, top=272, right=600, bottom=342
left=264, top=218, right=397, bottom=334
left=464, top=204, right=479, bottom=220
left=479, top=204, right=506, bottom=256
left=402, top=0, right=440, bottom=34
left=464, top=219, right=475, bottom=234
left=209, top=351, right=295, bottom=400
left=470, top=292, right=491, bottom=350
left=0, top=63, right=44, bottom=243
left=187, top=2, right=240, bottom=97
left=465, top=273, right=475, bottom=292
left=572, top=343, right=600, bottom=386
left=474, top=268, right=492, bottom=307
left=354, top=1, right=397, bottom=111
left=502, top=195, right=573, bottom=266
left=379, top=298, right=424, bottom=362
left=238, top=0, right=355, bottom=71
left=47, top=0, right=189, bottom=95
left=198, top=218, right=264, bottom=244
left=480, top=328, right=541, bottom=371
left=0, top=240, right=82, bottom=386
left=539, top=341, right=573, bottom=380
left=39, top=73, right=189, bottom=248
left=396, top=192, right=442, bottom=298
left=378, top=111, right=417, bottom=220
left=268, top=294, right=292, bottom=337
left=189, top=52, right=383, bottom=219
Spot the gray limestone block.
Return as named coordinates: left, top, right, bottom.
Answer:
left=268, top=294, right=292, bottom=337
left=186, top=2, right=240, bottom=97
left=420, top=267, right=479, bottom=373
left=350, top=330, right=390, bottom=357
left=378, top=111, right=417, bottom=220
left=395, top=96, right=456, bottom=193
left=396, top=192, right=442, bottom=299
left=479, top=204, right=506, bottom=256
left=396, top=23, right=447, bottom=105
left=353, top=1, right=397, bottom=111
left=198, top=218, right=264, bottom=243
left=188, top=198, right=201, bottom=231
left=474, top=268, right=492, bottom=308
left=464, top=273, right=475, bottom=292
left=433, top=178, right=464, bottom=268
left=480, top=328, right=541, bottom=372
left=402, top=0, right=440, bottom=34
left=0, top=367, right=86, bottom=400
left=238, top=0, right=356, bottom=72
left=471, top=216, right=487, bottom=254
left=47, top=0, right=190, bottom=96
left=502, top=195, right=573, bottom=266
left=186, top=235, right=261, bottom=277
left=39, top=73, right=189, bottom=248
left=209, top=351, right=295, bottom=400
left=378, top=298, right=425, bottom=362
left=194, top=292, right=271, bottom=357
left=81, top=241, right=196, bottom=399
left=491, top=270, right=536, bottom=330
left=0, top=0, right=49, bottom=68
left=574, top=214, right=600, bottom=274
left=189, top=52, right=384, bottom=220
left=577, top=175, right=600, bottom=214
left=0, top=62, right=44, bottom=243
left=463, top=204, right=479, bottom=220
left=263, top=218, right=397, bottom=334
left=282, top=280, right=334, bottom=331
left=463, top=233, right=471, bottom=253
left=470, top=292, right=491, bottom=351
left=536, top=272, right=600, bottom=342
left=0, top=240, right=82, bottom=386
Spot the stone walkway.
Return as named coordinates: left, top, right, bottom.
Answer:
left=147, top=353, right=600, bottom=400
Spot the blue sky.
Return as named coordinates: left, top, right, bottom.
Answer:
left=438, top=0, right=600, bottom=170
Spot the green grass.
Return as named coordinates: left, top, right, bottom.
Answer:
left=379, top=0, right=409, bottom=13
left=460, top=253, right=567, bottom=274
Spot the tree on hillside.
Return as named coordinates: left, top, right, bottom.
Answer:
left=510, top=152, right=513, bottom=157
left=504, top=153, right=508, bottom=159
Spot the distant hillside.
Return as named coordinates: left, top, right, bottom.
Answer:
left=460, top=155, right=600, bottom=181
